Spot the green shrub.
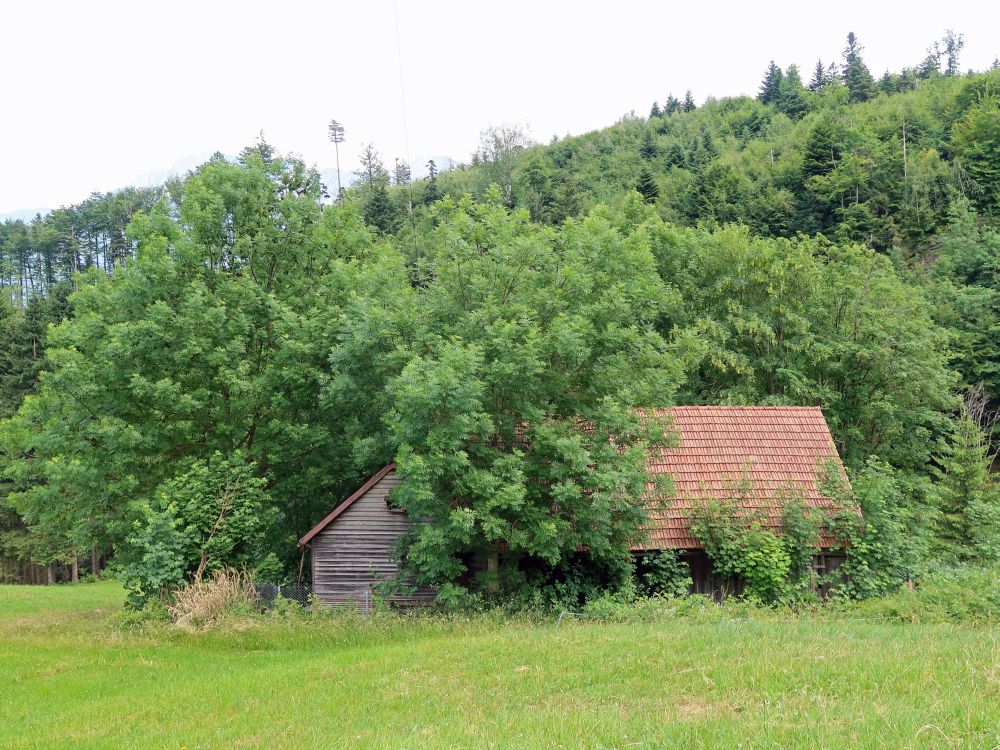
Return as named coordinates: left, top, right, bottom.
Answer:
left=637, top=549, right=692, bottom=597
left=823, top=459, right=921, bottom=599
left=119, top=452, right=275, bottom=607
left=840, top=566, right=1000, bottom=623
left=688, top=484, right=822, bottom=604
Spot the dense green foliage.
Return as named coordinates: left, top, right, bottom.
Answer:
left=688, top=485, right=823, bottom=603
left=120, top=452, right=275, bottom=605
left=2, top=33, right=1000, bottom=604
left=365, top=193, right=678, bottom=599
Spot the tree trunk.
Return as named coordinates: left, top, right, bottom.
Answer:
left=91, top=546, right=101, bottom=577
left=71, top=555, right=79, bottom=583
left=486, top=545, right=500, bottom=593
left=46, top=564, right=55, bottom=585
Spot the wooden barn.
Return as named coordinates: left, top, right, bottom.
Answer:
left=299, top=405, right=849, bottom=607
left=640, top=406, right=847, bottom=596
left=297, top=465, right=436, bottom=609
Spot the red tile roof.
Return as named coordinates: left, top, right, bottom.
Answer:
left=638, top=406, right=844, bottom=550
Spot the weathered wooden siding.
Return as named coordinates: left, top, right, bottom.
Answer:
left=677, top=550, right=846, bottom=600
left=310, top=472, right=435, bottom=608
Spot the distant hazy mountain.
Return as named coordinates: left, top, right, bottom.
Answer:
left=0, top=207, right=50, bottom=223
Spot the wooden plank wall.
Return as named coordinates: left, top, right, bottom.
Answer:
left=310, top=472, right=436, bottom=608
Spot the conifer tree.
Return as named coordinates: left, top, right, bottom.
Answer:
left=353, top=144, right=400, bottom=233
left=758, top=61, right=783, bottom=104
left=682, top=90, right=696, bottom=112
left=664, top=94, right=681, bottom=115
left=777, top=64, right=807, bottom=118
left=664, top=142, right=685, bottom=169
left=877, top=71, right=900, bottom=95
left=803, top=118, right=839, bottom=177
left=942, top=29, right=966, bottom=76
left=808, top=60, right=827, bottom=92
left=636, top=167, right=660, bottom=203
left=825, top=61, right=841, bottom=85
left=327, top=118, right=346, bottom=198
left=640, top=130, right=659, bottom=160
left=918, top=44, right=941, bottom=79
left=842, top=32, right=875, bottom=102
left=393, top=158, right=411, bottom=186
left=363, top=181, right=401, bottom=234
left=649, top=101, right=662, bottom=118
left=355, top=143, right=389, bottom=188
left=423, top=159, right=440, bottom=205
left=935, top=407, right=1000, bottom=563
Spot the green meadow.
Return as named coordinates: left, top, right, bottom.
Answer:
left=3, top=582, right=1000, bottom=749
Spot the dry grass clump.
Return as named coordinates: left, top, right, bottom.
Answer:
left=167, top=567, right=258, bottom=629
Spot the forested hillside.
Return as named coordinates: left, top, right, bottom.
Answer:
left=2, top=33, right=1000, bottom=605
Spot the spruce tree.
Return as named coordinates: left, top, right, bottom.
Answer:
left=935, top=413, right=1000, bottom=562
left=649, top=101, right=662, bottom=118
left=423, top=159, right=440, bottom=205
left=808, top=59, right=826, bottom=92
left=777, top=64, right=807, bottom=118
left=640, top=130, right=659, bottom=160
left=877, top=71, right=897, bottom=95
left=842, top=32, right=875, bottom=102
left=803, top=118, right=838, bottom=177
left=363, top=181, right=402, bottom=234
left=636, top=167, right=660, bottom=203
left=664, top=142, right=685, bottom=169
left=758, top=61, right=783, bottom=104
left=682, top=90, right=696, bottom=112
left=664, top=94, right=681, bottom=115
left=355, top=143, right=389, bottom=188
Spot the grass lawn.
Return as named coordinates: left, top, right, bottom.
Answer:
left=3, top=582, right=1000, bottom=749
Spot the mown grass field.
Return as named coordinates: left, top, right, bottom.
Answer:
left=3, top=582, right=1000, bottom=749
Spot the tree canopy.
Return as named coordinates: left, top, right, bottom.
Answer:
left=2, top=31, right=999, bottom=603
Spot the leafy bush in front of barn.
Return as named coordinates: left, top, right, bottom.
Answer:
left=636, top=549, right=692, bottom=597
left=823, top=458, right=925, bottom=599
left=118, top=452, right=277, bottom=607
left=688, top=481, right=823, bottom=604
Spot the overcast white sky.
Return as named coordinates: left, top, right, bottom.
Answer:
left=1, top=0, right=997, bottom=215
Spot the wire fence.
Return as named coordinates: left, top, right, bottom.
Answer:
left=254, top=583, right=311, bottom=608
left=314, top=584, right=377, bottom=613
left=255, top=583, right=380, bottom=613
